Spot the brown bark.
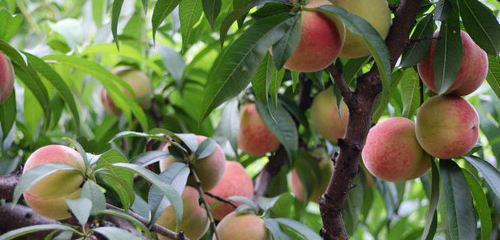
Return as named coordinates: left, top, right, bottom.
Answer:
left=319, top=1, right=423, bottom=239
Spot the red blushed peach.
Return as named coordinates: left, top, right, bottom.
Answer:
left=101, top=67, right=152, bottom=115
left=157, top=187, right=209, bottom=240
left=205, top=161, right=254, bottom=220
left=0, top=52, right=15, bottom=103
left=160, top=135, right=226, bottom=190
left=238, top=103, right=280, bottom=156
left=416, top=95, right=479, bottom=159
left=362, top=117, right=430, bottom=182
left=284, top=0, right=344, bottom=72
left=215, top=212, right=268, bottom=240
left=310, top=87, right=349, bottom=142
left=22, top=145, right=85, bottom=220
left=417, top=31, right=489, bottom=96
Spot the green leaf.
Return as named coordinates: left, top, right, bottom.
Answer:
left=91, top=0, right=106, bottom=28
left=194, top=137, right=217, bottom=159
left=152, top=0, right=182, bottom=42
left=81, top=181, right=106, bottom=214
left=456, top=0, right=500, bottom=55
left=200, top=13, right=293, bottom=120
left=0, top=224, right=78, bottom=240
left=24, top=53, right=80, bottom=129
left=271, top=14, right=301, bottom=69
left=65, top=197, right=93, bottom=226
left=421, top=160, right=439, bottom=240
left=132, top=151, right=170, bottom=166
left=372, top=70, right=404, bottom=121
left=112, top=162, right=184, bottom=228
left=400, top=14, right=435, bottom=67
left=486, top=55, right=500, bottom=98
left=399, top=68, right=421, bottom=118
left=439, top=160, right=477, bottom=240
left=111, top=0, right=124, bottom=49
left=0, top=9, right=23, bottom=41
left=432, top=6, right=463, bottom=94
left=97, top=209, right=152, bottom=238
left=202, top=0, right=221, bottom=28
left=43, top=54, right=149, bottom=130
left=179, top=0, right=203, bottom=51
left=12, top=163, right=81, bottom=205
left=0, top=88, right=16, bottom=137
left=462, top=169, right=492, bottom=240
left=463, top=156, right=500, bottom=198
left=220, top=0, right=257, bottom=45
left=317, top=5, right=391, bottom=99
left=274, top=218, right=322, bottom=240
left=264, top=218, right=291, bottom=240
left=92, top=227, right=139, bottom=240
left=255, top=100, right=297, bottom=160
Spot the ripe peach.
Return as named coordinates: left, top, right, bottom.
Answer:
left=416, top=95, right=479, bottom=159
left=333, top=0, right=392, bottom=58
left=290, top=156, right=333, bottom=202
left=310, top=87, right=349, bottom=142
left=284, top=0, right=344, bottom=72
left=362, top=117, right=430, bottom=182
left=238, top=103, right=280, bottom=156
left=206, top=161, right=254, bottom=220
left=417, top=31, right=488, bottom=96
left=0, top=52, right=14, bottom=103
left=22, top=145, right=85, bottom=220
left=160, top=135, right=226, bottom=190
left=101, top=66, right=152, bottom=115
left=215, top=212, right=268, bottom=240
left=157, top=186, right=209, bottom=240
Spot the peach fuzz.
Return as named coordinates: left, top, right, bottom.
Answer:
left=238, top=103, right=280, bottom=156
left=157, top=187, right=209, bottom=240
left=362, top=117, right=430, bottom=182
left=0, top=52, right=14, bottom=103
left=310, top=87, right=349, bottom=142
left=160, top=135, right=226, bottom=190
left=215, top=212, right=268, bottom=240
left=284, top=0, right=344, bottom=72
left=416, top=95, right=479, bottom=159
left=417, top=31, right=488, bottom=96
left=206, top=161, right=254, bottom=220
left=22, top=145, right=85, bottom=220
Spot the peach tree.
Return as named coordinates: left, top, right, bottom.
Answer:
left=0, top=0, right=499, bottom=239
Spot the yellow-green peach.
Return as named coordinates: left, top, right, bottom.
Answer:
left=310, top=87, right=349, bottom=142
left=215, top=212, right=268, bottom=240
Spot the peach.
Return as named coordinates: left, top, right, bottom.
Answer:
left=160, top=135, right=226, bottom=190
left=332, top=0, right=391, bottom=58
left=362, top=117, right=430, bottom=182
left=101, top=66, right=152, bottom=115
left=238, top=103, right=280, bottom=156
left=416, top=95, right=479, bottom=159
left=157, top=186, right=209, bottom=240
left=0, top=52, right=14, bottom=103
left=284, top=0, right=344, bottom=72
left=22, top=145, right=85, bottom=220
left=417, top=31, right=488, bottom=96
left=206, top=161, right=254, bottom=220
left=290, top=155, right=333, bottom=202
left=310, top=87, right=349, bottom=142
left=215, top=212, right=268, bottom=240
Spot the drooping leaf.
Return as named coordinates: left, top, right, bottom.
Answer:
left=421, top=160, right=439, bottom=240
left=202, top=0, right=222, bottom=28
left=400, top=14, right=435, bottom=67
left=271, top=14, right=301, bottom=69
left=486, top=55, right=500, bottom=98
left=92, top=227, right=139, bottom=240
left=81, top=181, right=106, bottom=214
left=462, top=169, right=492, bottom=240
left=111, top=0, right=124, bottom=49
left=152, top=0, right=182, bottom=42
left=179, top=0, right=203, bottom=51
left=463, top=156, right=500, bottom=198
left=65, top=197, right=93, bottom=226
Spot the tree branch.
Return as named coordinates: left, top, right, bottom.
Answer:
left=189, top=167, right=220, bottom=240
left=204, top=191, right=237, bottom=209
left=0, top=174, right=18, bottom=201
left=319, top=1, right=423, bottom=239
left=0, top=204, right=59, bottom=238
left=327, top=65, right=353, bottom=101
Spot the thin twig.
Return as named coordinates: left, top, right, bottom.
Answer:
left=204, top=192, right=238, bottom=209
left=327, top=65, right=353, bottom=101
left=189, top=167, right=220, bottom=240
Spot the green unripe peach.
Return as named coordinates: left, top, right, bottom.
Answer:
left=362, top=117, right=430, bottom=182
left=0, top=52, right=15, bottom=103
left=238, top=104, right=280, bottom=156
left=160, top=135, right=226, bottom=190
left=101, top=66, right=152, bottom=115
left=22, top=145, right=85, bottom=220
left=417, top=31, right=488, bottom=96
left=284, top=0, right=344, bottom=72
left=290, top=155, right=333, bottom=202
left=206, top=161, right=254, bottom=220
left=416, top=95, right=479, bottom=159
left=310, top=87, right=349, bottom=142
left=332, top=0, right=392, bottom=58
left=215, top=212, right=269, bottom=240
left=157, top=187, right=209, bottom=240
